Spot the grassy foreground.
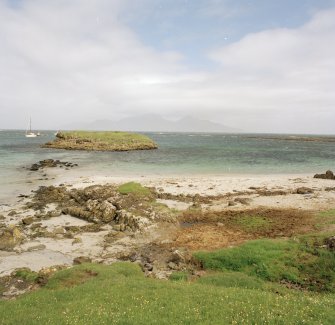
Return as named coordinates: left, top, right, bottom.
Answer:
left=0, top=262, right=334, bottom=324
left=194, top=236, right=335, bottom=292
left=43, top=131, right=158, bottom=151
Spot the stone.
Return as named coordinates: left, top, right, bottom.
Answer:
left=168, top=262, right=178, bottom=270
left=325, top=236, right=335, bottom=250
left=314, top=170, right=335, bottom=180
left=26, top=244, right=46, bottom=252
left=22, top=217, right=34, bottom=225
left=228, top=200, right=237, bottom=207
left=296, top=187, right=314, bottom=194
left=0, top=226, right=24, bottom=251
left=73, top=256, right=92, bottom=265
left=234, top=197, right=251, bottom=205
left=170, top=250, right=190, bottom=264
left=72, top=237, right=82, bottom=245
left=54, top=227, right=65, bottom=234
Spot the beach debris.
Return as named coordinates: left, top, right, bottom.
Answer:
left=314, top=170, right=335, bottom=180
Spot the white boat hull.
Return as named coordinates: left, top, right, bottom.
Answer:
left=25, top=133, right=37, bottom=138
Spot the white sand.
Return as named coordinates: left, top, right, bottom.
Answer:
left=1, top=171, right=334, bottom=276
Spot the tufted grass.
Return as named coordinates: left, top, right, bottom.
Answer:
left=117, top=182, right=151, bottom=197
left=194, top=235, right=335, bottom=292
left=0, top=262, right=334, bottom=324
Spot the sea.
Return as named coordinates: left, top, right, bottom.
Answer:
left=0, top=130, right=334, bottom=201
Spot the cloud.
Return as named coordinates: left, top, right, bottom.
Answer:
left=0, top=1, right=334, bottom=133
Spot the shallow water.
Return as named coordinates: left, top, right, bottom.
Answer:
left=0, top=130, right=334, bottom=200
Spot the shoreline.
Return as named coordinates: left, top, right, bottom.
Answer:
left=1, top=165, right=335, bottom=280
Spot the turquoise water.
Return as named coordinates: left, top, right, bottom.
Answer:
left=0, top=130, right=334, bottom=200
left=1, top=130, right=335, bottom=175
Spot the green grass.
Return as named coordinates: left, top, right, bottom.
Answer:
left=197, top=271, right=268, bottom=290
left=14, top=268, right=39, bottom=283
left=314, top=209, right=335, bottom=230
left=58, top=131, right=154, bottom=145
left=169, top=271, right=189, bottom=282
left=234, top=215, right=270, bottom=231
left=44, top=131, right=157, bottom=151
left=117, top=182, right=151, bottom=196
left=194, top=236, right=335, bottom=292
left=0, top=262, right=334, bottom=324
left=318, top=209, right=335, bottom=218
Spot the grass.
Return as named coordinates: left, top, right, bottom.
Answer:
left=0, top=262, right=334, bottom=324
left=58, top=131, right=154, bottom=145
left=194, top=235, right=335, bottom=292
left=234, top=215, right=270, bottom=232
left=315, top=209, right=335, bottom=229
left=117, top=182, right=151, bottom=197
left=44, top=131, right=157, bottom=151
left=14, top=268, right=39, bottom=283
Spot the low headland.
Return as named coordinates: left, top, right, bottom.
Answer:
left=0, top=164, right=335, bottom=324
left=42, top=131, right=158, bottom=151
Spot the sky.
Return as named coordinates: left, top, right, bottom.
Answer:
left=0, top=0, right=335, bottom=133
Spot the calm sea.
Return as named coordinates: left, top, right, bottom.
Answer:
left=0, top=130, right=334, bottom=201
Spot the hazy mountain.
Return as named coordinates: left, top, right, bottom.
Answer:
left=64, top=114, right=241, bottom=133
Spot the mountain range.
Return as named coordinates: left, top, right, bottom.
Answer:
left=63, top=114, right=240, bottom=133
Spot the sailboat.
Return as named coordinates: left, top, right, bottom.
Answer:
left=25, top=117, right=37, bottom=138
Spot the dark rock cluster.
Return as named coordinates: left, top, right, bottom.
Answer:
left=314, top=170, right=335, bottom=180
left=29, top=159, right=78, bottom=171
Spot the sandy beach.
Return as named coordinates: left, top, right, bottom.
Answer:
left=1, top=164, right=335, bottom=282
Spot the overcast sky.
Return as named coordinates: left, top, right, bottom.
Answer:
left=1, top=0, right=335, bottom=133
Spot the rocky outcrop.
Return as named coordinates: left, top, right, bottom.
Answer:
left=29, top=159, right=78, bottom=171
left=62, top=200, right=117, bottom=224
left=314, top=170, right=335, bottom=180
left=0, top=226, right=24, bottom=251
left=42, top=131, right=158, bottom=152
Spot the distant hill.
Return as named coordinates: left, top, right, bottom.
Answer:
left=64, top=114, right=241, bottom=133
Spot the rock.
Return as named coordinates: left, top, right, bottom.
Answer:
left=0, top=226, right=24, bottom=251
left=325, top=236, right=335, bottom=250
left=0, top=214, right=5, bottom=220
left=8, top=211, right=17, bottom=216
left=169, top=250, right=191, bottom=265
left=22, top=217, right=34, bottom=225
left=228, top=200, right=237, bottom=207
left=234, top=197, right=251, bottom=205
left=72, top=237, right=82, bottom=245
left=29, top=159, right=78, bottom=172
left=296, top=187, right=314, bottom=194
left=73, top=256, right=92, bottom=265
left=113, top=224, right=121, bottom=231
left=62, top=207, right=92, bottom=222
left=26, top=244, right=46, bottom=252
left=314, top=170, right=335, bottom=180
left=53, top=227, right=65, bottom=235
left=168, top=262, right=178, bottom=270
left=144, top=263, right=153, bottom=271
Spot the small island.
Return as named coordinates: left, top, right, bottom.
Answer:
left=42, top=131, right=158, bottom=151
